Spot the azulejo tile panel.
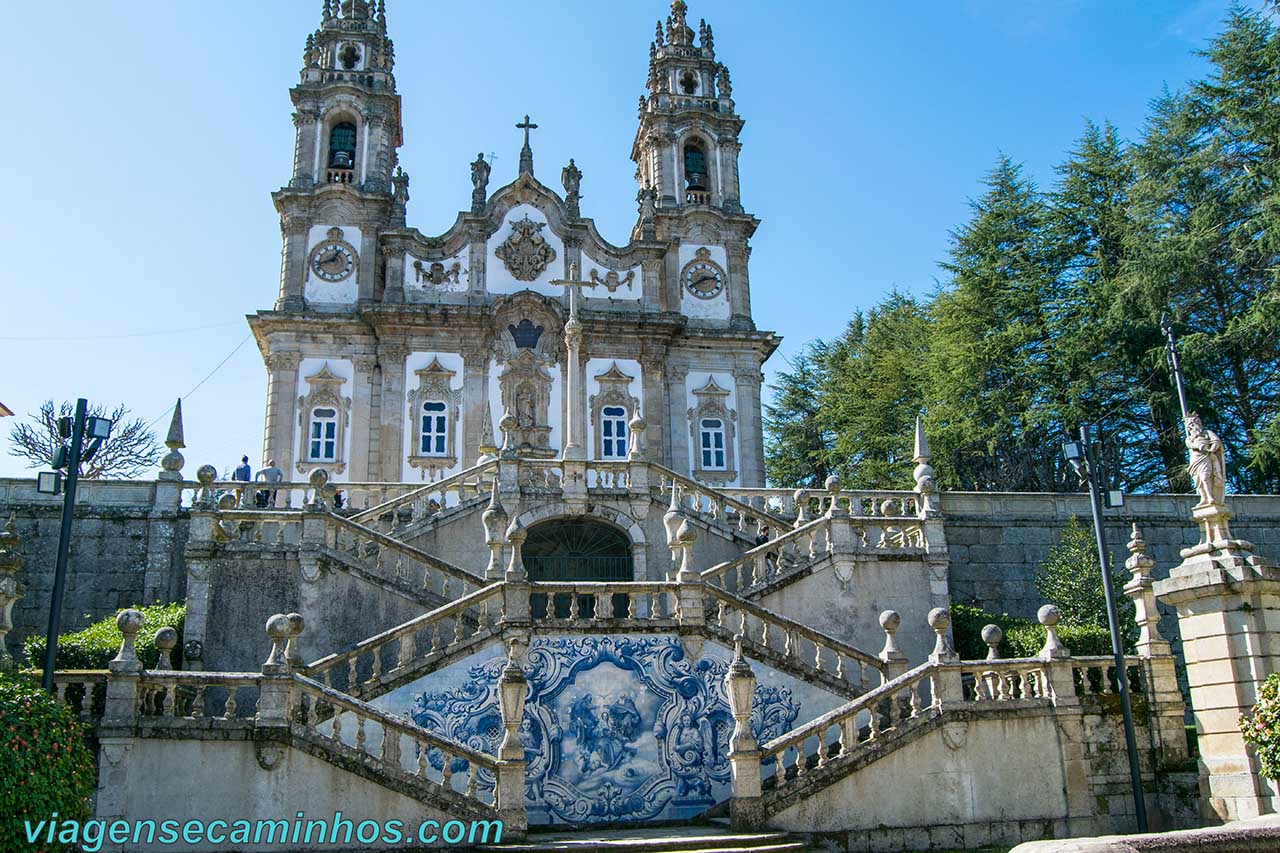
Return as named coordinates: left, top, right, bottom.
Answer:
left=371, top=634, right=844, bottom=826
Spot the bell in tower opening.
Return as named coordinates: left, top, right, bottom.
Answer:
left=683, top=141, right=707, bottom=192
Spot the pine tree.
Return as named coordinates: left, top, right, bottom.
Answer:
left=763, top=340, right=834, bottom=488
left=927, top=157, right=1066, bottom=490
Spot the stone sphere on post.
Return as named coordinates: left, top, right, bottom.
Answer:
left=824, top=474, right=844, bottom=516
left=153, top=626, right=178, bottom=670
left=195, top=464, right=218, bottom=505
left=793, top=488, right=810, bottom=525
left=308, top=468, right=330, bottom=508
left=263, top=613, right=292, bottom=670
left=927, top=606, right=956, bottom=661
left=878, top=609, right=904, bottom=663
left=1037, top=604, right=1071, bottom=660
left=981, top=624, right=1003, bottom=661
left=111, top=608, right=146, bottom=670
left=284, top=612, right=306, bottom=668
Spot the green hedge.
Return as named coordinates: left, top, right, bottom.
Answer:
left=951, top=603, right=1123, bottom=660
left=0, top=672, right=97, bottom=852
left=24, top=602, right=185, bottom=671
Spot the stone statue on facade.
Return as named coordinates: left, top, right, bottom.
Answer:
left=470, top=153, right=490, bottom=212
left=1185, top=412, right=1227, bottom=508
left=562, top=159, right=582, bottom=216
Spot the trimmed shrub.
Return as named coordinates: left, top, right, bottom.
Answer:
left=0, top=672, right=96, bottom=852
left=950, top=603, right=1034, bottom=659
left=24, top=602, right=185, bottom=671
left=1005, top=621, right=1115, bottom=658
left=1242, top=673, right=1280, bottom=780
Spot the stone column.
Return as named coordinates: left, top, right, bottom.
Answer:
left=733, top=366, right=764, bottom=486
left=358, top=228, right=379, bottom=303
left=496, top=653, right=530, bottom=838
left=725, top=242, right=753, bottom=329
left=641, top=257, right=663, bottom=310
left=377, top=344, right=408, bottom=482
left=462, top=342, right=490, bottom=469
left=665, top=365, right=689, bottom=475
left=349, top=354, right=378, bottom=481
left=720, top=138, right=743, bottom=213
left=1156, top=532, right=1280, bottom=821
left=264, top=352, right=302, bottom=502
left=290, top=109, right=319, bottom=189
left=97, top=610, right=145, bottom=849
left=640, top=347, right=667, bottom=465
left=277, top=217, right=310, bottom=311
left=382, top=243, right=405, bottom=304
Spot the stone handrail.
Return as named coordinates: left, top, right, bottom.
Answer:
left=586, top=461, right=631, bottom=489
left=700, top=516, right=832, bottom=591
left=652, top=464, right=793, bottom=535
left=349, top=460, right=499, bottom=527
left=525, top=580, right=681, bottom=624
left=304, top=583, right=504, bottom=696
left=136, top=671, right=265, bottom=719
left=324, top=514, right=487, bottom=601
left=705, top=585, right=884, bottom=693
left=291, top=674, right=500, bottom=809
left=760, top=660, right=936, bottom=794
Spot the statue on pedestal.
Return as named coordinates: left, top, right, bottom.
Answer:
left=1185, top=412, right=1226, bottom=509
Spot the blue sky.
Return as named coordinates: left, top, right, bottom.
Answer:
left=0, top=0, right=1257, bottom=478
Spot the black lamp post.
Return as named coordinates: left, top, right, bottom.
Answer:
left=35, top=398, right=112, bottom=692
left=1062, top=426, right=1148, bottom=832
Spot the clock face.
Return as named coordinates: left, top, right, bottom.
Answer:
left=310, top=241, right=355, bottom=282
left=683, top=259, right=725, bottom=299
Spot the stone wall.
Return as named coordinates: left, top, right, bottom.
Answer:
left=0, top=478, right=189, bottom=660
left=942, top=491, right=1280, bottom=628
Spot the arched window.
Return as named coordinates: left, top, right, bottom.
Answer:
left=309, top=407, right=338, bottom=462
left=683, top=141, right=707, bottom=192
left=600, top=406, right=628, bottom=459
left=420, top=401, right=448, bottom=456
left=328, top=122, right=357, bottom=170
left=699, top=418, right=726, bottom=470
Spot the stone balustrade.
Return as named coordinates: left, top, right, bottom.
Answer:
left=136, top=671, right=264, bottom=720
left=183, top=479, right=422, bottom=511
left=52, top=670, right=108, bottom=721
left=723, top=487, right=925, bottom=521
left=705, top=585, right=884, bottom=695
left=209, top=510, right=302, bottom=546
left=525, top=580, right=681, bottom=624
left=292, top=674, right=502, bottom=809
left=304, top=583, right=504, bottom=697
left=586, top=461, right=630, bottom=490
left=657, top=469, right=790, bottom=537
left=701, top=516, right=833, bottom=592
left=323, top=514, right=487, bottom=601
left=758, top=661, right=936, bottom=796
left=350, top=460, right=498, bottom=528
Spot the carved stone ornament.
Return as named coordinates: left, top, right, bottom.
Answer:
left=412, top=258, right=462, bottom=287
left=499, top=350, right=556, bottom=458
left=494, top=214, right=558, bottom=281
left=589, top=267, right=637, bottom=293
left=406, top=357, right=462, bottom=479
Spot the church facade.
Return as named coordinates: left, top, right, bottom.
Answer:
left=252, top=0, right=777, bottom=489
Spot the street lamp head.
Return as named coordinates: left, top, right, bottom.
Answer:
left=1061, top=440, right=1084, bottom=463
left=57, top=417, right=72, bottom=439
left=51, top=445, right=68, bottom=470
left=86, top=416, right=113, bottom=441
left=36, top=471, right=62, bottom=495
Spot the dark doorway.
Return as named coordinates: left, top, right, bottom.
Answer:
left=524, top=519, right=634, bottom=618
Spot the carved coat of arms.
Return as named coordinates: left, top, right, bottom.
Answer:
left=495, top=215, right=558, bottom=281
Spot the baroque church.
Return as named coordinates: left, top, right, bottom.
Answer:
left=254, top=0, right=774, bottom=490
left=11, top=1, right=1280, bottom=850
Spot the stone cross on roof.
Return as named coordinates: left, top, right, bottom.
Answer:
left=516, top=114, right=538, bottom=174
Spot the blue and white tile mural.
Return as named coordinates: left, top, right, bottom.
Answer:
left=370, top=634, right=845, bottom=826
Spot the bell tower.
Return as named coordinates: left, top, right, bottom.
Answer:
left=631, top=1, right=744, bottom=214
left=272, top=0, right=405, bottom=311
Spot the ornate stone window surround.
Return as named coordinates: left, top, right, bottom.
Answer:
left=590, top=362, right=640, bottom=461
left=407, top=357, right=462, bottom=475
left=688, top=375, right=737, bottom=486
left=297, top=362, right=352, bottom=475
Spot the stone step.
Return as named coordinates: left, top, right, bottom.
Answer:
left=484, top=827, right=804, bottom=853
